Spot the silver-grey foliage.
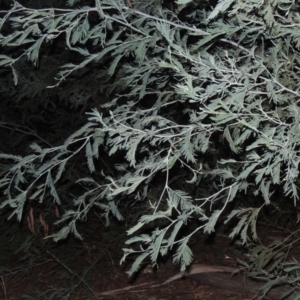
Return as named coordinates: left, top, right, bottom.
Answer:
left=1, top=0, right=300, bottom=286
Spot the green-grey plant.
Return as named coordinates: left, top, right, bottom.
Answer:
left=1, top=3, right=300, bottom=297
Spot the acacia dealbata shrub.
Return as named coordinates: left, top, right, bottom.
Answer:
left=1, top=0, right=300, bottom=275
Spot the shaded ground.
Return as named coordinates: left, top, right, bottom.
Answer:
left=0, top=215, right=298, bottom=300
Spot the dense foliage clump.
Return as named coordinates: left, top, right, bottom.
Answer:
left=1, top=0, right=300, bottom=295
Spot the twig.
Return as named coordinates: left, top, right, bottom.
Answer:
left=46, top=250, right=98, bottom=299
left=0, top=276, right=8, bottom=300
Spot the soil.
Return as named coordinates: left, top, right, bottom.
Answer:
left=0, top=217, right=298, bottom=300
